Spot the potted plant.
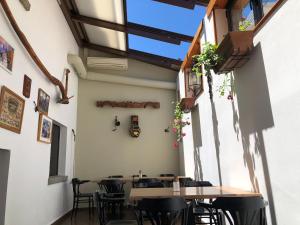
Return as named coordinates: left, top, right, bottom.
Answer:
left=192, top=43, right=223, bottom=99
left=172, top=102, right=190, bottom=148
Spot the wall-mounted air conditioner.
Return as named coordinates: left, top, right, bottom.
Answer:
left=87, top=57, right=128, bottom=71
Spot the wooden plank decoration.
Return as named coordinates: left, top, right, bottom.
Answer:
left=96, top=101, right=160, bottom=109
left=0, top=0, right=71, bottom=104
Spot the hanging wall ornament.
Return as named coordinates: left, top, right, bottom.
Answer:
left=129, top=115, right=141, bottom=138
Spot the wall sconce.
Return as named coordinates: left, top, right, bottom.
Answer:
left=188, top=70, right=202, bottom=97
left=112, top=116, right=120, bottom=131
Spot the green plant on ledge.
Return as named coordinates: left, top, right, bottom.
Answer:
left=192, top=42, right=235, bottom=100
left=172, top=102, right=190, bottom=148
left=192, top=42, right=223, bottom=99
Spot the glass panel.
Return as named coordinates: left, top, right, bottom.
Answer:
left=262, top=0, right=279, bottom=15
left=231, top=0, right=254, bottom=31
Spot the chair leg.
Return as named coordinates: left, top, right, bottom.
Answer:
left=89, top=197, right=91, bottom=218
left=75, top=198, right=79, bottom=216
left=71, top=197, right=75, bottom=219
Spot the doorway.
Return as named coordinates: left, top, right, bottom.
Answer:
left=0, top=149, right=10, bottom=225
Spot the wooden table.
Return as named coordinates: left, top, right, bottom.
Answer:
left=93, top=176, right=187, bottom=183
left=129, top=186, right=261, bottom=201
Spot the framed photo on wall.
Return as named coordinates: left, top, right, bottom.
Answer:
left=0, top=35, right=14, bottom=73
left=0, top=86, right=25, bottom=133
left=37, top=113, right=53, bottom=144
left=37, top=88, right=50, bottom=115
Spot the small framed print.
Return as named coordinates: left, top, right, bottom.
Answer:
left=23, top=75, right=32, bottom=98
left=37, top=88, right=50, bottom=115
left=37, top=113, right=53, bottom=144
left=0, top=35, right=14, bottom=73
left=0, top=86, right=25, bottom=133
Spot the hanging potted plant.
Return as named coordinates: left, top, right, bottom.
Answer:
left=172, top=102, right=190, bottom=148
left=192, top=43, right=223, bottom=99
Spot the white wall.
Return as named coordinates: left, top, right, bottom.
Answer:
left=75, top=77, right=179, bottom=191
left=179, top=1, right=300, bottom=225
left=0, top=0, right=78, bottom=224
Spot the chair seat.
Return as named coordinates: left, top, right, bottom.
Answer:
left=78, top=193, right=93, bottom=197
left=107, top=220, right=138, bottom=225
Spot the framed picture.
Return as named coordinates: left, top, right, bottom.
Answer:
left=37, top=113, right=53, bottom=144
left=0, top=35, right=14, bottom=73
left=23, top=75, right=32, bottom=98
left=37, top=88, right=50, bottom=115
left=0, top=86, right=25, bottom=133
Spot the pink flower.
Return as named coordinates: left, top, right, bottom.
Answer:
left=172, top=128, right=177, bottom=133
left=173, top=141, right=179, bottom=149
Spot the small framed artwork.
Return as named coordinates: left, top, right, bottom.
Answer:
left=0, top=86, right=25, bottom=133
left=23, top=75, right=32, bottom=98
left=37, top=113, right=53, bottom=144
left=37, top=88, right=50, bottom=115
left=0, top=35, right=14, bottom=73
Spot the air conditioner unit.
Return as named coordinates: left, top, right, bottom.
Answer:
left=87, top=57, right=128, bottom=71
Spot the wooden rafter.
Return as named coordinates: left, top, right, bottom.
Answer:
left=59, top=0, right=183, bottom=70
left=153, top=0, right=209, bottom=9
left=0, top=0, right=71, bottom=104
left=70, top=14, right=193, bottom=45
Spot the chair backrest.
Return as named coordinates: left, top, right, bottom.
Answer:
left=184, top=181, right=213, bottom=187
left=179, top=177, right=193, bottom=186
left=212, top=197, right=267, bottom=225
left=99, top=179, right=124, bottom=194
left=71, top=178, right=80, bottom=196
left=160, top=174, right=175, bottom=177
left=136, top=197, right=188, bottom=225
left=138, top=178, right=159, bottom=183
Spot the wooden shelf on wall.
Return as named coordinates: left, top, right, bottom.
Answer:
left=214, top=31, right=254, bottom=74
left=96, top=101, right=160, bottom=109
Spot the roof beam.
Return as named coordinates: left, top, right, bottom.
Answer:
left=153, top=0, right=209, bottom=9
left=82, top=42, right=182, bottom=71
left=70, top=14, right=193, bottom=44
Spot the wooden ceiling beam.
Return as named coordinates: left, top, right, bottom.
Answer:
left=70, top=14, right=193, bottom=44
left=153, top=0, right=209, bottom=9
left=82, top=42, right=182, bottom=71
left=58, top=0, right=82, bottom=46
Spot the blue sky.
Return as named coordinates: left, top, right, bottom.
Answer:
left=126, top=0, right=205, bottom=60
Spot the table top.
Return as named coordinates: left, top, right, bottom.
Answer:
left=129, top=186, right=261, bottom=201
left=93, top=176, right=187, bottom=183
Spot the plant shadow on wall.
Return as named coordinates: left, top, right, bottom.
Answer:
left=233, top=43, right=277, bottom=225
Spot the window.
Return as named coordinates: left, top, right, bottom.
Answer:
left=48, top=122, right=68, bottom=184
left=227, top=0, right=279, bottom=32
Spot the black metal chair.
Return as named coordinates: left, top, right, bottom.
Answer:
left=179, top=177, right=193, bottom=187
left=135, top=181, right=164, bottom=188
left=184, top=181, right=218, bottom=225
left=95, top=192, right=137, bottom=225
left=135, top=197, right=189, bottom=225
left=71, top=178, right=94, bottom=218
left=208, top=197, right=267, bottom=225
left=160, top=174, right=175, bottom=187
left=98, top=179, right=126, bottom=218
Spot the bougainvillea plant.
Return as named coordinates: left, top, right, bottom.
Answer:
left=172, top=102, right=190, bottom=149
